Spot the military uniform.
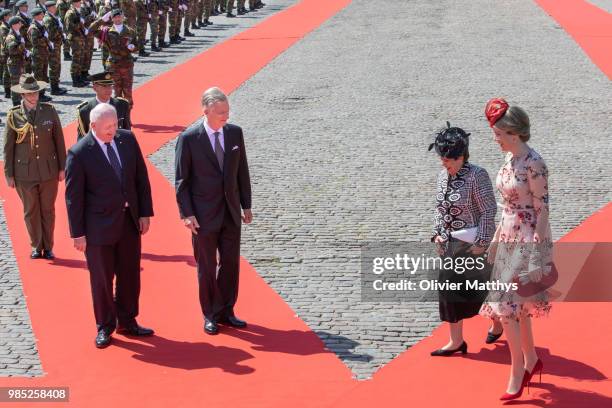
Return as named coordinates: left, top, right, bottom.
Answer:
left=147, top=0, right=158, bottom=50
left=90, top=12, right=137, bottom=106
left=3, top=75, right=66, bottom=257
left=157, top=0, right=168, bottom=47
left=16, top=6, right=32, bottom=73
left=79, top=0, right=96, bottom=78
left=167, top=0, right=178, bottom=41
left=134, top=0, right=149, bottom=55
left=27, top=9, right=53, bottom=101
left=119, top=0, right=137, bottom=27
left=43, top=3, right=67, bottom=95
left=0, top=12, right=12, bottom=98
left=5, top=18, right=28, bottom=105
left=56, top=0, right=71, bottom=60
left=64, top=0, right=88, bottom=86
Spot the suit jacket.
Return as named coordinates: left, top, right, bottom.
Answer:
left=3, top=102, right=66, bottom=183
left=76, top=96, right=132, bottom=140
left=175, top=121, right=251, bottom=232
left=65, top=129, right=153, bottom=245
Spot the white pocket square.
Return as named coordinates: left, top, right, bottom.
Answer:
left=232, top=145, right=239, bottom=151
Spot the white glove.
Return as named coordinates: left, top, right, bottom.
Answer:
left=102, top=10, right=112, bottom=21
left=49, top=42, right=55, bottom=49
left=148, top=13, right=151, bottom=18
left=92, top=11, right=97, bottom=17
left=62, top=33, right=67, bottom=39
left=168, top=7, right=172, bottom=11
left=80, top=17, right=85, bottom=24
left=127, top=43, right=135, bottom=50
left=84, top=28, right=89, bottom=35
left=20, top=37, right=25, bottom=44
left=44, top=31, right=49, bottom=38
left=25, top=49, right=31, bottom=58
left=158, top=10, right=162, bottom=15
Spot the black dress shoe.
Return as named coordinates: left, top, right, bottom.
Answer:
left=204, top=319, right=219, bottom=335
left=159, top=41, right=169, bottom=48
left=431, top=341, right=468, bottom=356
left=138, top=50, right=150, bottom=57
left=204, top=19, right=212, bottom=25
left=220, top=315, right=247, bottom=328
left=485, top=329, right=504, bottom=344
left=95, top=330, right=112, bottom=348
left=42, top=250, right=55, bottom=260
left=151, top=45, right=162, bottom=52
left=226, top=12, right=235, bottom=17
left=117, top=324, right=155, bottom=337
left=30, top=249, right=43, bottom=259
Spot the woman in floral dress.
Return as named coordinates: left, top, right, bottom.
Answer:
left=480, top=98, right=552, bottom=400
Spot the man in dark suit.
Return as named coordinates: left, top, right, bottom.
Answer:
left=76, top=71, right=132, bottom=140
left=175, top=87, right=252, bottom=335
left=65, top=102, right=154, bottom=348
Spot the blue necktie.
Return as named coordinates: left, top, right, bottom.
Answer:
left=104, top=142, right=122, bottom=181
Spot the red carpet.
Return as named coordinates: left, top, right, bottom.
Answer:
left=0, top=0, right=611, bottom=407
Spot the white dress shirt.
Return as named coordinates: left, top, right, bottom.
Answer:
left=203, top=119, right=224, bottom=153
left=91, top=130, right=122, bottom=167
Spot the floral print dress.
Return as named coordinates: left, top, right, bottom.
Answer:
left=480, top=147, right=552, bottom=320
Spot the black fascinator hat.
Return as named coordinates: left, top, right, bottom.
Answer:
left=428, top=122, right=471, bottom=161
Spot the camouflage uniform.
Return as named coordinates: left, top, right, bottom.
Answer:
left=134, top=0, right=149, bottom=53
left=17, top=11, right=32, bottom=73
left=225, top=0, right=234, bottom=14
left=27, top=19, right=52, bottom=86
left=157, top=0, right=168, bottom=46
left=90, top=17, right=137, bottom=106
left=42, top=10, right=65, bottom=93
left=119, top=0, right=137, bottom=28
left=167, top=0, right=178, bottom=40
left=80, top=0, right=96, bottom=77
left=95, top=2, right=112, bottom=66
left=0, top=20, right=11, bottom=97
left=64, top=3, right=87, bottom=83
left=56, top=0, right=71, bottom=59
left=5, top=28, right=27, bottom=105
left=147, top=0, right=158, bottom=49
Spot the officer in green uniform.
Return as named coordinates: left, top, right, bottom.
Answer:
left=76, top=71, right=131, bottom=140
left=3, top=74, right=66, bottom=259
left=42, top=0, right=67, bottom=95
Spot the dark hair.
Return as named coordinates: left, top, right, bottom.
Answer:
left=428, top=122, right=471, bottom=162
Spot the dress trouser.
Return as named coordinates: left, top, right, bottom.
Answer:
left=192, top=208, right=241, bottom=322
left=15, top=178, right=58, bottom=251
left=85, top=210, right=141, bottom=333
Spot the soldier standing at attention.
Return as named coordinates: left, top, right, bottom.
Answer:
left=76, top=71, right=131, bottom=140
left=55, top=0, right=70, bottom=60
left=147, top=0, right=158, bottom=51
left=134, top=0, right=149, bottom=56
left=80, top=0, right=97, bottom=79
left=43, top=1, right=67, bottom=95
left=182, top=0, right=194, bottom=37
left=5, top=16, right=28, bottom=105
left=90, top=9, right=137, bottom=107
left=157, top=0, right=168, bottom=48
left=119, top=0, right=137, bottom=28
left=64, top=0, right=89, bottom=87
left=0, top=9, right=12, bottom=99
left=167, top=0, right=178, bottom=43
left=27, top=7, right=53, bottom=102
left=15, top=0, right=32, bottom=73
left=3, top=74, right=66, bottom=260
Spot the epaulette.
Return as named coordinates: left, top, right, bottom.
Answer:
left=76, top=100, right=88, bottom=110
left=115, top=97, right=129, bottom=104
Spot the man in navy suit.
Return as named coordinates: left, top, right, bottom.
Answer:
left=175, top=87, right=252, bottom=335
left=65, top=103, right=154, bottom=348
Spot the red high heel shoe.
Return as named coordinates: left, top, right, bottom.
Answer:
left=500, top=370, right=529, bottom=401
left=526, top=359, right=543, bottom=384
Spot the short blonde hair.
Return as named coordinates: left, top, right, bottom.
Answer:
left=495, top=106, right=531, bottom=142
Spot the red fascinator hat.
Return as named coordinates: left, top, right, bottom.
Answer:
left=485, top=98, right=509, bottom=127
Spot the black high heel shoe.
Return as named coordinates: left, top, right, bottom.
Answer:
left=430, top=341, right=467, bottom=356
left=485, top=329, right=503, bottom=344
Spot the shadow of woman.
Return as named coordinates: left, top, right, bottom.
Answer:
left=220, top=323, right=339, bottom=356
left=466, top=343, right=607, bottom=381
left=111, top=335, right=255, bottom=375
left=502, top=382, right=612, bottom=407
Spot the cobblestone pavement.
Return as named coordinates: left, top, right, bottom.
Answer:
left=0, top=1, right=295, bottom=377
left=151, top=0, right=611, bottom=379
left=587, top=0, right=612, bottom=13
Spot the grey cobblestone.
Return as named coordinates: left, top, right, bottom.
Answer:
left=150, top=0, right=611, bottom=379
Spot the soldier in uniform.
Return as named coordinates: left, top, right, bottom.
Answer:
left=181, top=0, right=193, bottom=37
left=0, top=8, right=12, bottom=99
left=76, top=71, right=131, bottom=140
left=119, top=0, right=137, bottom=28
left=64, top=0, right=89, bottom=87
left=157, top=0, right=168, bottom=48
left=3, top=74, right=66, bottom=260
left=147, top=0, right=159, bottom=51
left=27, top=7, right=53, bottom=102
left=55, top=0, right=70, bottom=60
left=90, top=9, right=137, bottom=106
left=14, top=0, right=32, bottom=73
left=167, top=0, right=178, bottom=43
left=43, top=0, right=67, bottom=95
left=79, top=0, right=96, bottom=79
left=5, top=15, right=28, bottom=105
left=134, top=0, right=149, bottom=56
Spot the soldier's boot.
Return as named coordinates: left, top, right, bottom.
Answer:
left=159, top=40, right=169, bottom=47
left=170, top=36, right=180, bottom=44
left=184, top=29, right=195, bottom=36
left=50, top=84, right=68, bottom=95
left=204, top=18, right=212, bottom=25
left=80, top=73, right=91, bottom=85
left=71, top=74, right=85, bottom=87
left=237, top=7, right=245, bottom=14
left=64, top=51, right=72, bottom=61
left=151, top=44, right=161, bottom=52
left=39, top=90, right=53, bottom=102
left=139, top=49, right=150, bottom=57
left=4, top=87, right=11, bottom=99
